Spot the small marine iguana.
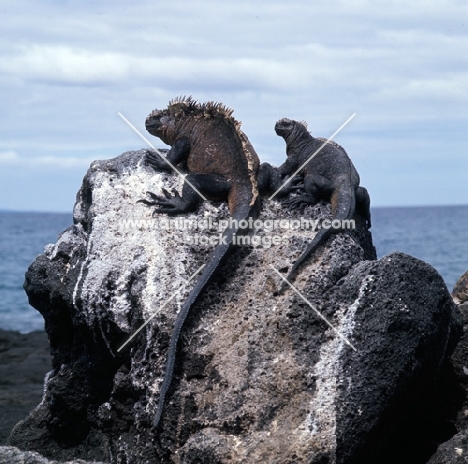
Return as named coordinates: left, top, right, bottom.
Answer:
left=274, top=118, right=371, bottom=288
left=140, top=97, right=287, bottom=428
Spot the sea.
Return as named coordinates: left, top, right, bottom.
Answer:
left=0, top=206, right=467, bottom=333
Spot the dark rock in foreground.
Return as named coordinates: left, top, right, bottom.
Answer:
left=8, top=151, right=462, bottom=463
left=0, top=330, right=50, bottom=445
left=427, top=302, right=468, bottom=462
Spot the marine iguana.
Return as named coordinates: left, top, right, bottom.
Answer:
left=274, top=118, right=371, bottom=288
left=140, top=97, right=286, bottom=428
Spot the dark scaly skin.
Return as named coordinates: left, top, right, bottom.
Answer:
left=274, top=118, right=371, bottom=289
left=140, top=97, right=285, bottom=428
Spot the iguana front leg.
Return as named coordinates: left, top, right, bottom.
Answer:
left=145, top=137, right=190, bottom=171
left=277, top=156, right=299, bottom=178
left=140, top=137, right=195, bottom=214
left=257, top=162, right=302, bottom=198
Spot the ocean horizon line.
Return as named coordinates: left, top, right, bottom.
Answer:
left=1, top=203, right=468, bottom=216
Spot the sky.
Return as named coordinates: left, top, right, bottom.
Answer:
left=0, top=0, right=467, bottom=212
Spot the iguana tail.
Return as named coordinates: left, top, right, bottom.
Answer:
left=280, top=188, right=355, bottom=293
left=153, top=201, right=259, bottom=428
left=279, top=227, right=334, bottom=293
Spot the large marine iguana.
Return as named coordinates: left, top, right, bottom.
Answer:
left=274, top=118, right=371, bottom=288
left=140, top=97, right=287, bottom=428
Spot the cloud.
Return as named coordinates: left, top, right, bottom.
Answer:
left=0, top=151, right=19, bottom=163
left=2, top=24, right=465, bottom=108
left=0, top=0, right=466, bottom=209
left=0, top=43, right=301, bottom=90
left=0, top=151, right=97, bottom=169
left=0, top=45, right=129, bottom=85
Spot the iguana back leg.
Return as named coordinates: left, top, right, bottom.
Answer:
left=140, top=174, right=232, bottom=215
left=283, top=173, right=333, bottom=209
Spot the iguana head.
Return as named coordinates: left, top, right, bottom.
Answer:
left=146, top=96, right=197, bottom=145
left=145, top=108, right=175, bottom=145
left=274, top=118, right=309, bottom=139
left=274, top=118, right=294, bottom=137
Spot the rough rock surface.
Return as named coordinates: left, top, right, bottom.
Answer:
left=8, top=150, right=462, bottom=463
left=427, top=302, right=468, bottom=463
left=0, top=446, right=104, bottom=464
left=0, top=330, right=50, bottom=444
left=452, top=271, right=468, bottom=304
left=427, top=429, right=468, bottom=464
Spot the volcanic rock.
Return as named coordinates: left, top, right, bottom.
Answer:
left=8, top=150, right=461, bottom=464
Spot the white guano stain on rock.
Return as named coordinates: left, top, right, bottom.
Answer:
left=71, top=156, right=200, bottom=338
left=301, top=274, right=372, bottom=460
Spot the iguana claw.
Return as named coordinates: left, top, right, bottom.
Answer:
left=283, top=194, right=314, bottom=210
left=138, top=189, right=191, bottom=215
left=145, top=150, right=171, bottom=170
